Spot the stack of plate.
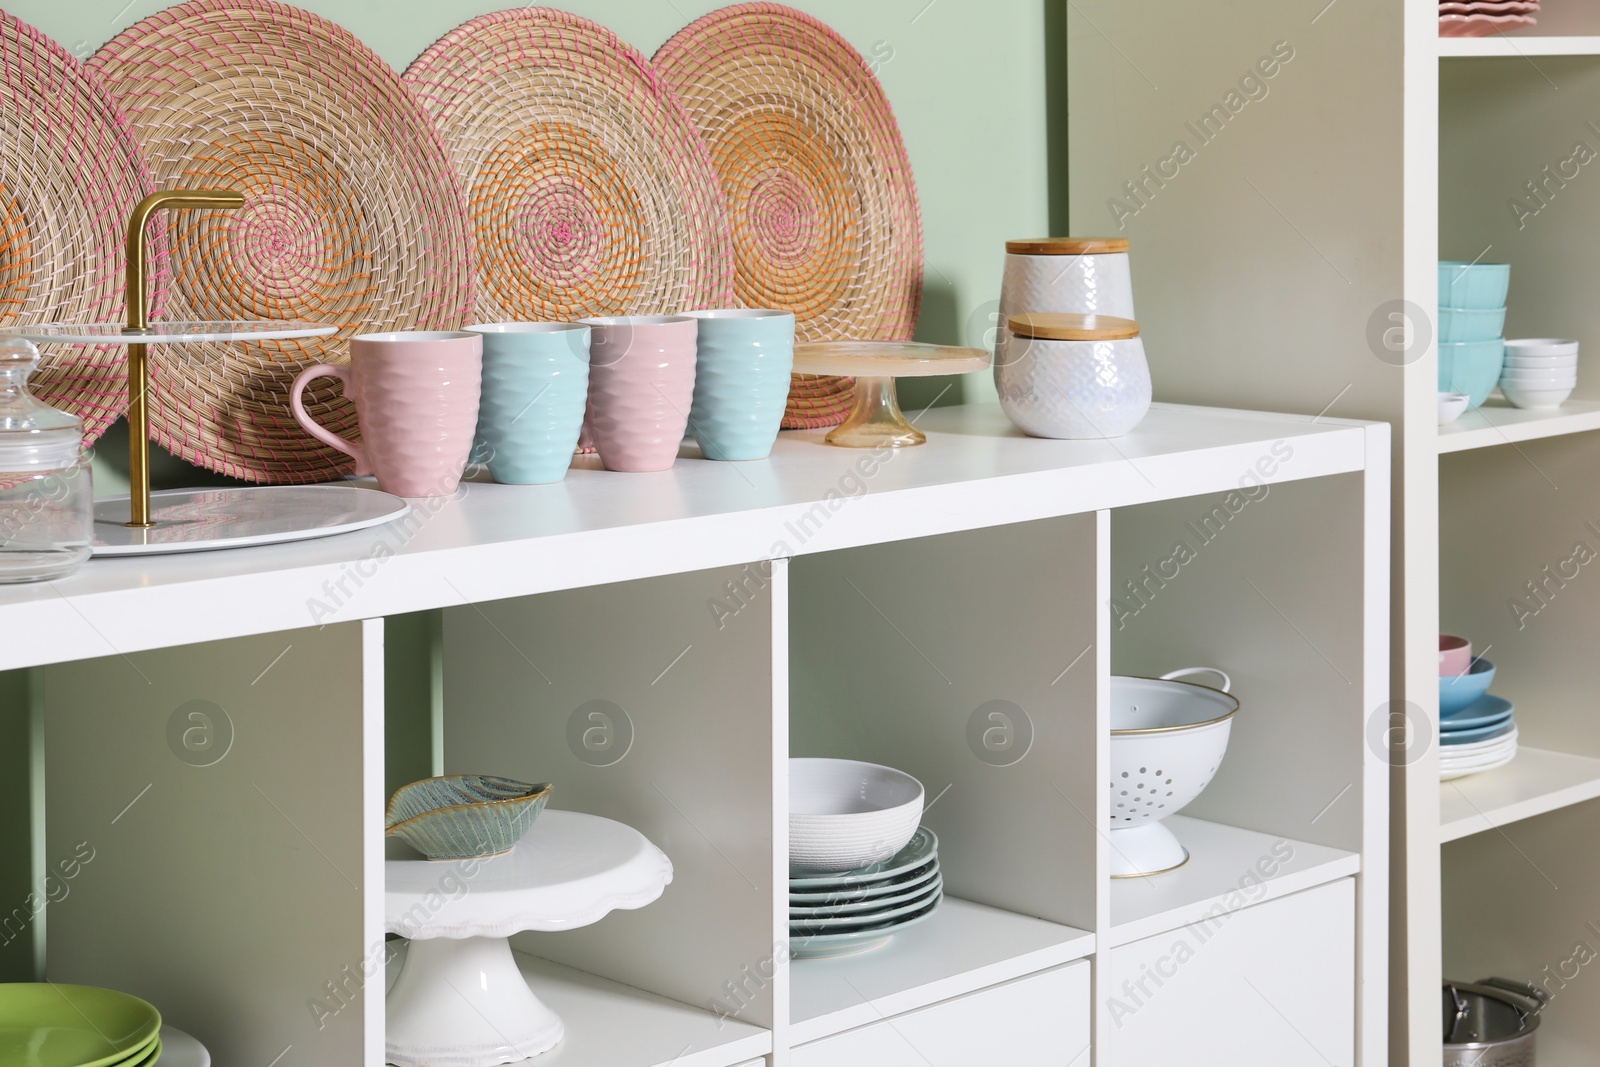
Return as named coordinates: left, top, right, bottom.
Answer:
left=1439, top=0, right=1538, bottom=37
left=0, top=984, right=162, bottom=1066
left=1441, top=696, right=1517, bottom=781
left=789, top=828, right=942, bottom=959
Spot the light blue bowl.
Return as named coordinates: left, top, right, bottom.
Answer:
left=386, top=775, right=553, bottom=860
left=686, top=309, right=795, bottom=461
left=1438, top=306, right=1506, bottom=344
left=1440, top=658, right=1495, bottom=716
left=1439, top=339, right=1505, bottom=407
left=1439, top=261, right=1510, bottom=309
left=468, top=323, right=590, bottom=484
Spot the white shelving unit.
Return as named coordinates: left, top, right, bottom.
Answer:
left=15, top=402, right=1388, bottom=1066
left=1067, top=3, right=1600, bottom=1061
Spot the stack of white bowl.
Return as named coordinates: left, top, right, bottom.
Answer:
left=1500, top=338, right=1578, bottom=410
left=788, top=758, right=941, bottom=959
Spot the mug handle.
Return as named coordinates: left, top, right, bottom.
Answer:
left=290, top=364, right=369, bottom=475
left=1158, top=666, right=1232, bottom=693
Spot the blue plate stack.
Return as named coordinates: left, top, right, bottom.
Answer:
left=1440, top=657, right=1517, bottom=780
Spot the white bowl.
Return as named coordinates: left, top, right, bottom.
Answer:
left=1500, top=365, right=1577, bottom=379
left=1502, top=383, right=1574, bottom=410
left=1438, top=392, right=1470, bottom=425
left=790, top=758, right=924, bottom=872
left=1500, top=372, right=1576, bottom=387
left=1505, top=338, right=1579, bottom=357
left=1504, top=353, right=1578, bottom=368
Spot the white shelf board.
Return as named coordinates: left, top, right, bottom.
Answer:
left=789, top=896, right=1092, bottom=1045
left=1437, top=35, right=1600, bottom=57
left=1108, top=816, right=1360, bottom=947
left=386, top=945, right=771, bottom=1067
left=3, top=402, right=1378, bottom=670
left=1437, top=398, right=1600, bottom=453
left=1440, top=746, right=1600, bottom=843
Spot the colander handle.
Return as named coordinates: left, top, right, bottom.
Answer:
left=1158, top=667, right=1232, bottom=693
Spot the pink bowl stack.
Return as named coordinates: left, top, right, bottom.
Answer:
left=1439, top=0, right=1538, bottom=37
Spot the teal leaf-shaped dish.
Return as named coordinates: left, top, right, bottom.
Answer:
left=385, top=775, right=553, bottom=860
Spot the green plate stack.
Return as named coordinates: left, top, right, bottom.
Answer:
left=0, top=984, right=162, bottom=1067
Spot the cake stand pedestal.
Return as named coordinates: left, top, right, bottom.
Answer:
left=792, top=342, right=990, bottom=447
left=386, top=810, right=673, bottom=1067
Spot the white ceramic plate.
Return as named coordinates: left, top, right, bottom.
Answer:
left=790, top=880, right=942, bottom=931
left=790, top=862, right=939, bottom=908
left=92, top=486, right=411, bottom=556
left=1442, top=738, right=1518, bottom=762
left=1441, top=739, right=1519, bottom=768
left=791, top=875, right=943, bottom=922
left=787, top=857, right=934, bottom=908
left=1441, top=749, right=1517, bottom=781
left=1440, top=722, right=1517, bottom=755
left=789, top=892, right=943, bottom=960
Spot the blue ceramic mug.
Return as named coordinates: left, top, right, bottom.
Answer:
left=467, top=322, right=591, bottom=484
left=685, top=309, right=796, bottom=461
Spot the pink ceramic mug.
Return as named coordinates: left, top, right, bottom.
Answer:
left=581, top=315, right=698, bottom=472
left=290, top=330, right=483, bottom=497
left=1439, top=634, right=1472, bottom=677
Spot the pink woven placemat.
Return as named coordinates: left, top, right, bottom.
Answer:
left=0, top=13, right=160, bottom=444
left=90, top=0, right=474, bottom=483
left=405, top=9, right=732, bottom=322
left=655, top=3, right=924, bottom=428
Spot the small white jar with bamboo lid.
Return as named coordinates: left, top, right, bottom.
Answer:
left=998, top=237, right=1135, bottom=324
left=995, top=312, right=1151, bottom=439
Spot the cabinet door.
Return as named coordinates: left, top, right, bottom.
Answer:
left=791, top=961, right=1089, bottom=1067
left=1107, top=878, right=1356, bottom=1066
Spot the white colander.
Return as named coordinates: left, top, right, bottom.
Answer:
left=1110, top=667, right=1238, bottom=876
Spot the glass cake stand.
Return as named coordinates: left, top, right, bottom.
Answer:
left=793, top=341, right=990, bottom=447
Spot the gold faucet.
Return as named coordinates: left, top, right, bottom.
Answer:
left=121, top=190, right=245, bottom=527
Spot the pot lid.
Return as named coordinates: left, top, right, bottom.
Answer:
left=1005, top=237, right=1130, bottom=255
left=1008, top=313, right=1140, bottom=341
left=1443, top=979, right=1546, bottom=1046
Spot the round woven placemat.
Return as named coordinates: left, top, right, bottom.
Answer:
left=0, top=13, right=160, bottom=445
left=655, top=3, right=924, bottom=428
left=404, top=9, right=731, bottom=326
left=90, top=0, right=474, bottom=483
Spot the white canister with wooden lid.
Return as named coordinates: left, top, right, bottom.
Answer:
left=995, top=313, right=1151, bottom=439
left=998, top=237, right=1135, bottom=323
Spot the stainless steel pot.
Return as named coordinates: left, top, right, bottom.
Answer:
left=1443, top=977, right=1548, bottom=1067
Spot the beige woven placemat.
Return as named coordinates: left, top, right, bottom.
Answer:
left=90, top=0, right=474, bottom=483
left=0, top=12, right=159, bottom=444
left=405, top=8, right=733, bottom=324
left=655, top=3, right=924, bottom=428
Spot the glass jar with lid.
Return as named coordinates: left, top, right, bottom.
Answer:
left=0, top=338, right=92, bottom=581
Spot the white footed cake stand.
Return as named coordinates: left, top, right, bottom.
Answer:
left=386, top=810, right=674, bottom=1067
